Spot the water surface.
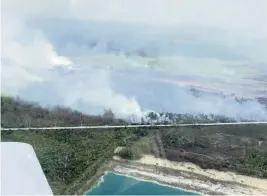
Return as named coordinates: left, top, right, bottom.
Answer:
left=86, top=172, right=197, bottom=195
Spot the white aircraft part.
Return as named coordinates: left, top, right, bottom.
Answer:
left=1, top=142, right=53, bottom=195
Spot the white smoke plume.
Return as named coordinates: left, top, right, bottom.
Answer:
left=2, top=0, right=267, bottom=121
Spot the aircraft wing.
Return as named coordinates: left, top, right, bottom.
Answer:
left=1, top=142, right=53, bottom=195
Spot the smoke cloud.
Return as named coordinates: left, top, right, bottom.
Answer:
left=2, top=0, right=267, bottom=121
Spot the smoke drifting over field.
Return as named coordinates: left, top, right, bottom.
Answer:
left=2, top=0, right=267, bottom=121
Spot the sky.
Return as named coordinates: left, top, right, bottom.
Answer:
left=1, top=0, right=267, bottom=120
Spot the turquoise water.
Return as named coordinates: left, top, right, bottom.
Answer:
left=86, top=172, right=197, bottom=195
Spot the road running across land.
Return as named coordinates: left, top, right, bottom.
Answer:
left=1, top=121, right=267, bottom=131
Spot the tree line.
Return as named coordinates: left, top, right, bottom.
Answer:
left=1, top=95, right=261, bottom=128
left=1, top=96, right=126, bottom=128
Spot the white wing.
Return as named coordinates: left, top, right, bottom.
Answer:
left=1, top=142, right=53, bottom=195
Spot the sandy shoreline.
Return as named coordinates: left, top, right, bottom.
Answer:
left=110, top=169, right=201, bottom=195
left=112, top=155, right=267, bottom=195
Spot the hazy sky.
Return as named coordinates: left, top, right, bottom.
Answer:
left=2, top=0, right=267, bottom=120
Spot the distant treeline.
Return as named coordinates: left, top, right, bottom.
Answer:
left=1, top=96, right=263, bottom=128
left=1, top=96, right=126, bottom=128
left=139, top=112, right=237, bottom=125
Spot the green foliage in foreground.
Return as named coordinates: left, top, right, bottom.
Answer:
left=2, top=123, right=267, bottom=195
left=116, top=146, right=142, bottom=160
left=2, top=95, right=267, bottom=195
left=238, top=152, right=267, bottom=177
left=158, top=125, right=267, bottom=178
left=1, top=129, right=128, bottom=194
left=124, top=125, right=267, bottom=178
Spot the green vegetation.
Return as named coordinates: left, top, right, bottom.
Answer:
left=130, top=125, right=267, bottom=178
left=114, top=124, right=267, bottom=179
left=116, top=147, right=141, bottom=160
left=1, top=96, right=126, bottom=128
left=238, top=152, right=267, bottom=177
left=2, top=95, right=262, bottom=129
left=3, top=124, right=266, bottom=194
left=1, top=129, right=128, bottom=194
left=1, top=95, right=267, bottom=195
